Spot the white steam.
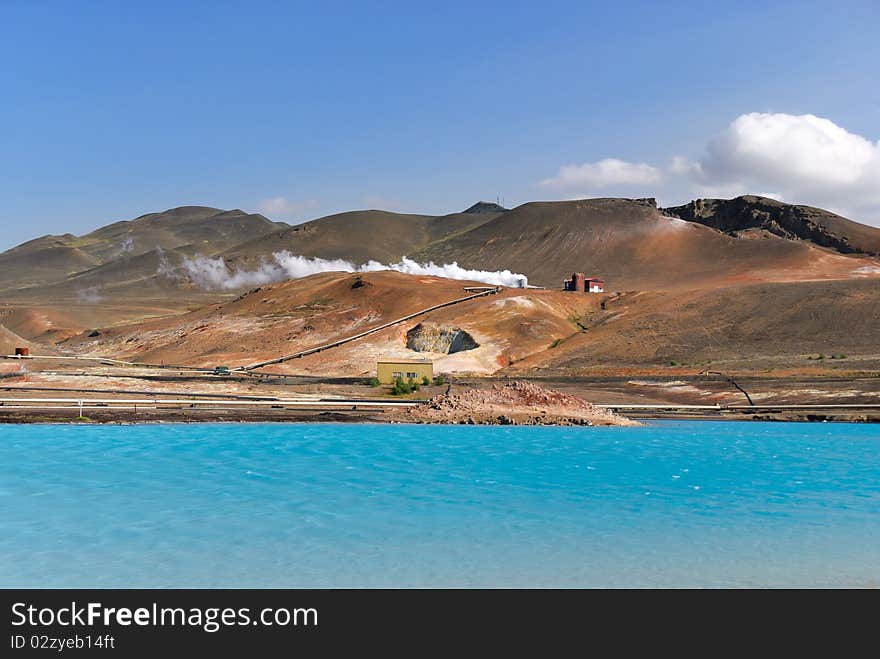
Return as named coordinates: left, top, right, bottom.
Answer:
left=76, top=286, right=103, bottom=303
left=171, top=251, right=528, bottom=290
left=156, top=247, right=177, bottom=279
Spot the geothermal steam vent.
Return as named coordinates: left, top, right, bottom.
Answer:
left=406, top=323, right=479, bottom=354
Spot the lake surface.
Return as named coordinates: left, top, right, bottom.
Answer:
left=1, top=421, right=878, bottom=588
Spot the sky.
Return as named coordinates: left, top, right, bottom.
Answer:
left=1, top=0, right=878, bottom=249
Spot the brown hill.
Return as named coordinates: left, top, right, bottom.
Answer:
left=0, top=206, right=286, bottom=293
left=664, top=195, right=880, bottom=256
left=0, top=235, right=102, bottom=291
left=2, top=247, right=226, bottom=305
left=411, top=198, right=877, bottom=290
left=505, top=278, right=880, bottom=374
left=463, top=201, right=509, bottom=214
left=75, top=206, right=287, bottom=260
left=61, top=269, right=880, bottom=377
left=63, top=270, right=598, bottom=374
left=224, top=208, right=501, bottom=265
left=0, top=324, right=52, bottom=356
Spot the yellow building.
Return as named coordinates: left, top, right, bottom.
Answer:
left=376, top=358, right=433, bottom=384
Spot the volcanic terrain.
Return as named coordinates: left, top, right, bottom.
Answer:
left=1, top=195, right=878, bottom=386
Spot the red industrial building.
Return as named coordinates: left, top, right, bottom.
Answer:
left=563, top=272, right=604, bottom=293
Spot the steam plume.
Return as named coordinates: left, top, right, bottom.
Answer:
left=169, top=251, right=528, bottom=290
left=76, top=286, right=103, bottom=303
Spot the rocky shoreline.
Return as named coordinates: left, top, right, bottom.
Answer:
left=0, top=381, right=638, bottom=426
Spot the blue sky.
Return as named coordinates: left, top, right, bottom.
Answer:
left=1, top=0, right=878, bottom=249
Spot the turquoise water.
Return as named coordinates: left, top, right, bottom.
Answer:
left=1, top=421, right=878, bottom=588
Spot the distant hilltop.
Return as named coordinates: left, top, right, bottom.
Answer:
left=463, top=201, right=509, bottom=214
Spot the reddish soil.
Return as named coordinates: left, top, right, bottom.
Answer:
left=396, top=380, right=639, bottom=426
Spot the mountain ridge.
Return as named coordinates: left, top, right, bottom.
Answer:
left=663, top=195, right=880, bottom=256
left=2, top=196, right=878, bottom=302
left=411, top=197, right=879, bottom=289
left=0, top=207, right=288, bottom=292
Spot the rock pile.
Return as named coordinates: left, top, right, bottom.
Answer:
left=399, top=380, right=639, bottom=426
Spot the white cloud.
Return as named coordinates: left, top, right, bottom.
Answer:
left=256, top=197, right=319, bottom=219
left=670, top=156, right=702, bottom=177
left=540, top=158, right=663, bottom=189
left=694, top=113, right=880, bottom=220
left=539, top=113, right=880, bottom=224
left=704, top=113, right=876, bottom=187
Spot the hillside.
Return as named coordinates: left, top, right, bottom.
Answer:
left=63, top=270, right=599, bottom=374
left=504, top=278, right=880, bottom=375
left=0, top=236, right=102, bottom=291
left=223, top=208, right=502, bottom=265
left=0, top=324, right=52, bottom=357
left=1, top=247, right=230, bottom=306
left=60, top=269, right=880, bottom=377
left=0, top=207, right=287, bottom=293
left=76, top=206, right=285, bottom=260
left=664, top=195, right=880, bottom=256
left=411, top=198, right=878, bottom=290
